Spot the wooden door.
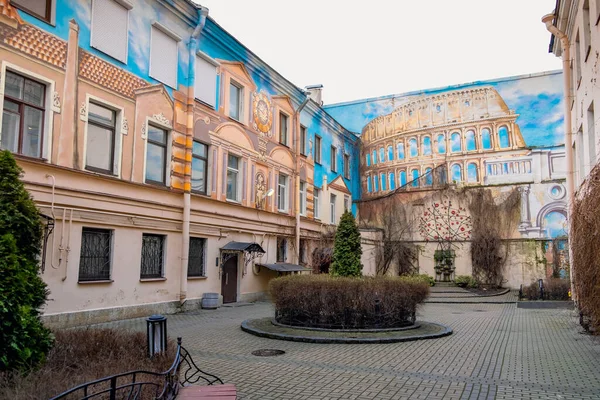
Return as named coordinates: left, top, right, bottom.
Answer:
left=221, top=255, right=238, bottom=304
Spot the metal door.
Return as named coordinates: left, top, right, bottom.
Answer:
left=221, top=255, right=238, bottom=303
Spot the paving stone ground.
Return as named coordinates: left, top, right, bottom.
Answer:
left=99, top=300, right=600, bottom=400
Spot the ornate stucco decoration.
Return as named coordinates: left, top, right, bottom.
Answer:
left=79, top=102, right=87, bottom=121
left=255, top=172, right=266, bottom=210
left=252, top=91, right=273, bottom=137
left=258, top=137, right=268, bottom=161
left=151, top=113, right=172, bottom=128
left=52, top=91, right=61, bottom=113
left=121, top=117, right=129, bottom=135
left=141, top=123, right=147, bottom=140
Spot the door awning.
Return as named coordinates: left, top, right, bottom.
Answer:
left=220, top=241, right=265, bottom=254
left=257, top=263, right=311, bottom=272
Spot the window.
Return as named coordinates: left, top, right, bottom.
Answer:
left=366, top=153, right=371, bottom=167
left=86, top=102, right=117, bottom=175
left=381, top=173, right=387, bottom=191
left=575, top=32, right=582, bottom=87
left=437, top=134, right=446, bottom=154
left=277, top=173, right=288, bottom=212
left=399, top=170, right=407, bottom=187
left=372, top=149, right=378, bottom=164
left=188, top=237, right=206, bottom=277
left=279, top=113, right=289, bottom=146
left=192, top=140, right=208, bottom=194
left=140, top=234, right=165, bottom=279
left=450, top=132, right=462, bottom=152
left=300, top=181, right=307, bottom=216
left=409, top=138, right=418, bottom=157
left=226, top=154, right=240, bottom=201
left=314, top=188, right=321, bottom=219
left=1, top=71, right=46, bottom=158
left=411, top=169, right=419, bottom=187
left=229, top=82, right=242, bottom=121
left=91, top=0, right=130, bottom=63
left=466, top=130, right=476, bottom=151
left=314, top=135, right=322, bottom=163
left=331, top=146, right=337, bottom=172
left=195, top=55, right=218, bottom=107
left=498, top=126, right=510, bottom=148
left=583, top=1, right=592, bottom=62
left=344, top=196, right=350, bottom=212
left=300, top=125, right=307, bottom=155
left=277, top=237, right=287, bottom=262
left=379, top=147, right=385, bottom=163
left=389, top=172, right=396, bottom=190
left=299, top=239, right=307, bottom=264
left=330, top=194, right=337, bottom=224
left=425, top=167, right=433, bottom=186
left=12, top=0, right=52, bottom=23
left=78, top=228, right=112, bottom=282
left=481, top=128, right=492, bottom=149
left=374, top=175, right=379, bottom=191
left=388, top=145, right=394, bottom=161
left=422, top=136, right=432, bottom=155
left=588, top=102, right=597, bottom=167
left=145, top=125, right=168, bottom=185
left=343, top=154, right=350, bottom=179
left=397, top=142, right=405, bottom=159
left=467, top=163, right=478, bottom=183
left=150, top=25, right=178, bottom=88
left=367, top=176, right=372, bottom=193
left=451, top=164, right=462, bottom=182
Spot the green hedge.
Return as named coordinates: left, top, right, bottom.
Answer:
left=269, top=275, right=429, bottom=329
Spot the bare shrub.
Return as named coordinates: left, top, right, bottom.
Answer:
left=269, top=275, right=429, bottom=329
left=522, top=279, right=570, bottom=301
left=0, top=328, right=175, bottom=399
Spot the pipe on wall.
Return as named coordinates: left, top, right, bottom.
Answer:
left=542, top=13, right=576, bottom=300
left=293, top=96, right=310, bottom=263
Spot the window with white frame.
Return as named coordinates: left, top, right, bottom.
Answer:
left=150, top=24, right=178, bottom=88
left=314, top=188, right=321, bottom=219
left=145, top=125, right=168, bottom=185
left=300, top=181, right=307, bottom=216
left=226, top=154, right=240, bottom=201
left=195, top=54, right=218, bottom=108
left=278, top=173, right=289, bottom=212
left=86, top=102, right=118, bottom=175
left=300, top=125, right=307, bottom=155
left=91, top=0, right=131, bottom=63
left=229, top=81, right=243, bottom=121
left=1, top=71, right=46, bottom=158
left=12, top=0, right=53, bottom=23
left=78, top=227, right=112, bottom=282
left=191, top=140, right=208, bottom=195
left=187, top=237, right=206, bottom=277
left=279, top=112, right=289, bottom=146
left=344, top=196, right=349, bottom=212
left=140, top=233, right=165, bottom=279
left=330, top=194, right=336, bottom=224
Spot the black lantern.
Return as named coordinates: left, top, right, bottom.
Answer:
left=146, top=314, right=167, bottom=357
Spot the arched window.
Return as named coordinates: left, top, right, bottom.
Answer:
left=367, top=176, right=372, bottom=192
left=372, top=149, right=377, bottom=164
left=422, top=136, right=432, bottom=155
left=397, top=142, right=405, bottom=159
left=467, top=163, right=478, bottom=183
left=481, top=128, right=492, bottom=149
left=466, top=130, right=476, bottom=151
left=411, top=168, right=419, bottom=187
left=450, top=132, right=462, bottom=152
left=380, top=173, right=387, bottom=191
left=389, top=172, right=396, bottom=190
left=409, top=138, right=418, bottom=157
left=437, top=134, right=446, bottom=154
left=543, top=211, right=568, bottom=238
left=374, top=175, right=379, bottom=191
left=451, top=164, right=462, bottom=182
left=366, top=153, right=371, bottom=167
left=498, top=126, right=510, bottom=148
left=388, top=145, right=394, bottom=161
left=380, top=147, right=385, bottom=163
left=399, top=170, right=407, bottom=187
left=424, top=167, right=433, bottom=186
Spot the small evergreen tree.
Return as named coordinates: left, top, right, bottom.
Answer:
left=0, top=150, right=52, bottom=371
left=331, top=210, right=363, bottom=277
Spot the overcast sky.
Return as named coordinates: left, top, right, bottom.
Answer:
left=194, top=0, right=561, bottom=105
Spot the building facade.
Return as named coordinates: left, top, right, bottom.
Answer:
left=0, top=0, right=359, bottom=327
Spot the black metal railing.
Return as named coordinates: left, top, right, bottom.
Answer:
left=49, top=338, right=224, bottom=400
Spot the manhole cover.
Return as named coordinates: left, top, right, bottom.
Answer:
left=251, top=349, right=285, bottom=357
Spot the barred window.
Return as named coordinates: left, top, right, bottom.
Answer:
left=141, top=234, right=165, bottom=279
left=188, top=237, right=206, bottom=277
left=299, top=239, right=307, bottom=265
left=79, top=228, right=112, bottom=282
left=277, top=237, right=287, bottom=262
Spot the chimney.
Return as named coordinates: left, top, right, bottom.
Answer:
left=305, top=84, right=324, bottom=106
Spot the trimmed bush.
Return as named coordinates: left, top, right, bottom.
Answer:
left=331, top=211, right=362, bottom=277
left=408, top=274, right=435, bottom=287
left=269, top=275, right=429, bottom=329
left=0, top=151, right=52, bottom=372
left=522, top=278, right=570, bottom=300
left=454, top=275, right=478, bottom=288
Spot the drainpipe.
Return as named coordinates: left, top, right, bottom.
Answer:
left=542, top=13, right=576, bottom=300
left=294, top=96, right=310, bottom=263
left=180, top=6, right=209, bottom=306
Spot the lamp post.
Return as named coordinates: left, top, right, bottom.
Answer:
left=146, top=314, right=167, bottom=357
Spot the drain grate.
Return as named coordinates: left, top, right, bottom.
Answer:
left=251, top=349, right=285, bottom=357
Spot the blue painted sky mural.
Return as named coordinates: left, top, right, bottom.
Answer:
left=323, top=71, right=564, bottom=149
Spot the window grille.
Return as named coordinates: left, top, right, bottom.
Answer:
left=277, top=237, right=287, bottom=262
left=141, top=234, right=165, bottom=279
left=188, top=237, right=206, bottom=277
left=79, top=228, right=112, bottom=281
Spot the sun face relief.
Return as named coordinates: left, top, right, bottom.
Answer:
left=252, top=91, right=273, bottom=135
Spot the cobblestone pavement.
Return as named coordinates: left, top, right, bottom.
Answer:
left=100, top=301, right=600, bottom=400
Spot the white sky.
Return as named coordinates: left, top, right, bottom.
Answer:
left=194, top=0, right=561, bottom=105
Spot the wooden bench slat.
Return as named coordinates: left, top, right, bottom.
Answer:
left=178, top=384, right=237, bottom=399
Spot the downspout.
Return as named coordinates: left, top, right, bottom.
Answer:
left=294, top=96, right=310, bottom=263
left=542, top=13, right=576, bottom=299
left=180, top=6, right=209, bottom=306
